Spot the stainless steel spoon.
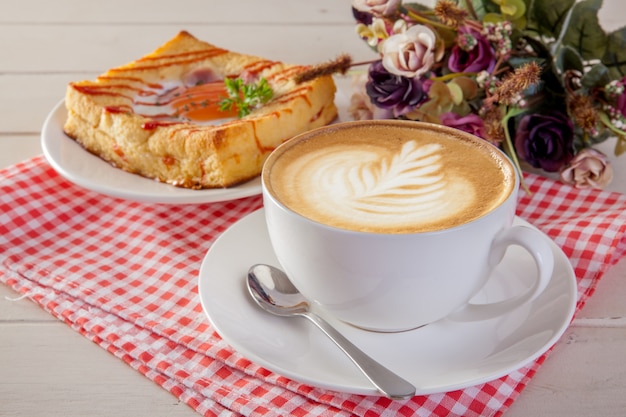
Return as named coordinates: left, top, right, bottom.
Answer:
left=246, top=264, right=416, bottom=400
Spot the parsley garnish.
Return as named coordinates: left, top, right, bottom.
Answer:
left=219, top=77, right=273, bottom=118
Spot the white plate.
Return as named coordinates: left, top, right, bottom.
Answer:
left=40, top=101, right=262, bottom=204
left=198, top=209, right=577, bottom=396
left=40, top=78, right=354, bottom=204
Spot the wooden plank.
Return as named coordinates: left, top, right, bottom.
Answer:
left=506, top=326, right=626, bottom=417
left=0, top=285, right=54, bottom=322
left=0, top=74, right=76, bottom=133
left=0, top=320, right=198, bottom=417
left=0, top=0, right=354, bottom=24
left=0, top=24, right=373, bottom=73
left=0, top=135, right=42, bottom=167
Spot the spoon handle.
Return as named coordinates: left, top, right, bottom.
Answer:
left=303, top=312, right=416, bottom=400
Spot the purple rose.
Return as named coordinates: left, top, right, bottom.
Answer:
left=440, top=112, right=485, bottom=138
left=366, top=60, right=427, bottom=117
left=352, top=6, right=373, bottom=25
left=515, top=111, right=575, bottom=172
left=448, top=26, right=496, bottom=73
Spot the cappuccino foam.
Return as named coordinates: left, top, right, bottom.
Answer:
left=265, top=122, right=515, bottom=233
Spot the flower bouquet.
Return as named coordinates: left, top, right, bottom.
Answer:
left=345, top=0, right=626, bottom=189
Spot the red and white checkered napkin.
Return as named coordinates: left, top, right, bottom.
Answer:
left=1, top=156, right=626, bottom=417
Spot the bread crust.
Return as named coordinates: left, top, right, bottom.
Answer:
left=63, top=31, right=337, bottom=188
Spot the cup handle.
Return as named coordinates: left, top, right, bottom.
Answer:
left=448, top=225, right=554, bottom=322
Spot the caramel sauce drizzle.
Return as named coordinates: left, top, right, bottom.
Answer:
left=104, top=105, right=132, bottom=114
left=72, top=46, right=314, bottom=137
left=243, top=60, right=280, bottom=76
left=72, top=85, right=131, bottom=98
left=250, top=120, right=276, bottom=154
left=97, top=75, right=163, bottom=90
left=267, top=66, right=308, bottom=82
left=142, top=120, right=180, bottom=130
left=108, top=48, right=228, bottom=73
left=273, top=85, right=313, bottom=106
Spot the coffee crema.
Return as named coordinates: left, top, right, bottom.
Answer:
left=264, top=121, right=515, bottom=233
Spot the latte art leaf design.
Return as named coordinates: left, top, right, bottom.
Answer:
left=325, top=141, right=448, bottom=215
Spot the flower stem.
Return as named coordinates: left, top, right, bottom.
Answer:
left=350, top=59, right=380, bottom=67
left=405, top=10, right=454, bottom=31
left=502, top=106, right=531, bottom=194
left=430, top=71, right=477, bottom=82
left=550, top=5, right=576, bottom=56
left=462, top=0, right=479, bottom=21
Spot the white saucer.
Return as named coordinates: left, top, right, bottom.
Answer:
left=198, top=209, right=577, bottom=396
left=40, top=101, right=262, bottom=204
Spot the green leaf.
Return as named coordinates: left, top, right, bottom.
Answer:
left=218, top=77, right=273, bottom=118
left=581, top=63, right=611, bottom=89
left=448, top=82, right=464, bottom=105
left=528, top=0, right=575, bottom=38
left=560, top=0, right=607, bottom=61
left=501, top=0, right=526, bottom=20
left=522, top=0, right=537, bottom=32
left=602, top=26, right=626, bottom=78
left=555, top=45, right=584, bottom=74
left=466, top=0, right=501, bottom=20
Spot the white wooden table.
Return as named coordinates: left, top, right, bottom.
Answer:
left=1, top=1, right=625, bottom=415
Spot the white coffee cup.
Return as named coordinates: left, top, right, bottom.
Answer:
left=262, top=120, right=554, bottom=332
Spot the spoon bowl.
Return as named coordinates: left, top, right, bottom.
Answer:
left=247, top=263, right=416, bottom=400
left=247, top=263, right=308, bottom=316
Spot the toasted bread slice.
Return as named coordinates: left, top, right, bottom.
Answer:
left=63, top=31, right=337, bottom=189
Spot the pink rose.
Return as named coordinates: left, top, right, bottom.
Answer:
left=559, top=148, right=614, bottom=189
left=448, top=26, right=497, bottom=73
left=381, top=24, right=437, bottom=78
left=440, top=112, right=485, bottom=138
left=352, top=0, right=401, bottom=17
